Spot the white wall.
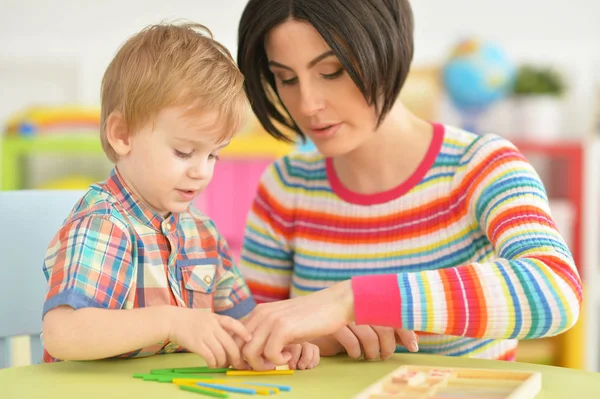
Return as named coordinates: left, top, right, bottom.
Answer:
left=0, top=0, right=249, bottom=117
left=1, top=0, right=599, bottom=134
left=411, top=0, right=600, bottom=136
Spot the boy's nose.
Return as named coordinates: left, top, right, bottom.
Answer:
left=188, top=163, right=210, bottom=180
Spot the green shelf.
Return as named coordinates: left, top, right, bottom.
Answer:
left=0, top=134, right=104, bottom=190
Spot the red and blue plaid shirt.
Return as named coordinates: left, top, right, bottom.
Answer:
left=42, top=168, right=255, bottom=362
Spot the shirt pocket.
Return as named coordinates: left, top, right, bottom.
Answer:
left=176, top=258, right=218, bottom=310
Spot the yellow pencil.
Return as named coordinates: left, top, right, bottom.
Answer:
left=179, top=384, right=229, bottom=398
left=226, top=369, right=294, bottom=376
left=238, top=384, right=280, bottom=395
left=173, top=378, right=208, bottom=386
left=173, top=378, right=243, bottom=385
left=202, top=383, right=274, bottom=396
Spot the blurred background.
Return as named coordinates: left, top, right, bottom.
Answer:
left=1, top=0, right=599, bottom=372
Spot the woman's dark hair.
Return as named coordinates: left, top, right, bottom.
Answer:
left=237, top=0, right=414, bottom=142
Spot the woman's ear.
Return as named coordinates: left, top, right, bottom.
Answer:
left=105, top=111, right=131, bottom=157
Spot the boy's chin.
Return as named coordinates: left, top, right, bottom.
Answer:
left=168, top=203, right=192, bottom=213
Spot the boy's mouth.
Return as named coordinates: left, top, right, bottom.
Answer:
left=176, top=188, right=198, bottom=199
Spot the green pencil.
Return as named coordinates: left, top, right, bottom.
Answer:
left=151, top=367, right=230, bottom=374
left=134, top=373, right=214, bottom=382
left=171, top=367, right=231, bottom=374
left=179, top=384, right=229, bottom=398
left=150, top=370, right=217, bottom=377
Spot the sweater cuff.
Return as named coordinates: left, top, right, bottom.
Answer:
left=351, top=274, right=402, bottom=328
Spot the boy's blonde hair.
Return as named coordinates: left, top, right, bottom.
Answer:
left=100, top=22, right=248, bottom=162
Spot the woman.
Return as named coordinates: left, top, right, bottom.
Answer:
left=235, top=0, right=582, bottom=370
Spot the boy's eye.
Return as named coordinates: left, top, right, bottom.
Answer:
left=208, top=153, right=220, bottom=161
left=174, top=149, right=193, bottom=159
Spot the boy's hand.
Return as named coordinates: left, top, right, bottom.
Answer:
left=284, top=342, right=320, bottom=370
left=168, top=307, right=252, bottom=369
left=230, top=333, right=320, bottom=370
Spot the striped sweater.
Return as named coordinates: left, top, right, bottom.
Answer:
left=239, top=124, right=582, bottom=360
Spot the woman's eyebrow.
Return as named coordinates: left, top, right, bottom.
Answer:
left=268, top=50, right=336, bottom=71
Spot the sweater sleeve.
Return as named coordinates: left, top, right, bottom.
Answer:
left=239, top=158, right=295, bottom=303
left=353, top=135, right=583, bottom=340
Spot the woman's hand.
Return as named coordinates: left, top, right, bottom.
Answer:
left=241, top=281, right=354, bottom=370
left=329, top=324, right=419, bottom=360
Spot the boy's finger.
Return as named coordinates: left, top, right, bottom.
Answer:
left=305, top=344, right=320, bottom=369
left=196, top=341, right=217, bottom=369
left=232, top=334, right=246, bottom=351
left=231, top=357, right=251, bottom=370
left=217, top=330, right=249, bottom=370
left=312, top=344, right=321, bottom=368
left=286, top=344, right=301, bottom=370
left=206, top=334, right=227, bottom=368
left=218, top=315, right=252, bottom=342
left=297, top=344, right=311, bottom=370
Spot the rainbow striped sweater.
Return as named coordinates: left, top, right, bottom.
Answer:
left=239, top=124, right=582, bottom=360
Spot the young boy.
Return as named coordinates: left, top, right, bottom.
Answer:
left=41, top=22, right=320, bottom=371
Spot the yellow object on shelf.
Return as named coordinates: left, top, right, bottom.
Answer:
left=0, top=128, right=293, bottom=190
left=39, top=175, right=98, bottom=190
left=221, top=130, right=293, bottom=158
left=4, top=105, right=101, bottom=136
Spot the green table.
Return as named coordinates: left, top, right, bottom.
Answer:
left=1, top=353, right=598, bottom=398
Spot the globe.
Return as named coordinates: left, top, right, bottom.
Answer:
left=442, top=39, right=515, bottom=117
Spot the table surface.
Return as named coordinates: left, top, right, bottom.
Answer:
left=1, top=353, right=599, bottom=399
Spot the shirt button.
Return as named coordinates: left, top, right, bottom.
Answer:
left=165, top=222, right=171, bottom=230
left=203, top=275, right=213, bottom=284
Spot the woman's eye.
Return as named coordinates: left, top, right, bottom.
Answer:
left=280, top=76, right=298, bottom=86
left=277, top=68, right=343, bottom=86
left=322, top=68, right=344, bottom=80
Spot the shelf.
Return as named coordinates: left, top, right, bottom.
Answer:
left=0, top=133, right=294, bottom=190
left=0, top=133, right=293, bottom=156
left=511, top=139, right=584, bottom=156
left=220, top=133, right=293, bottom=158
left=583, top=137, right=600, bottom=371
left=1, top=134, right=103, bottom=153
left=502, top=137, right=600, bottom=370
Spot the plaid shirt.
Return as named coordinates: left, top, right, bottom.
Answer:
left=42, top=168, right=255, bottom=362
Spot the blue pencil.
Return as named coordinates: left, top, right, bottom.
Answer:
left=242, top=381, right=292, bottom=392
left=196, top=382, right=257, bottom=395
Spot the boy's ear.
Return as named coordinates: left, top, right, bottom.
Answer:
left=106, top=111, right=131, bottom=156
